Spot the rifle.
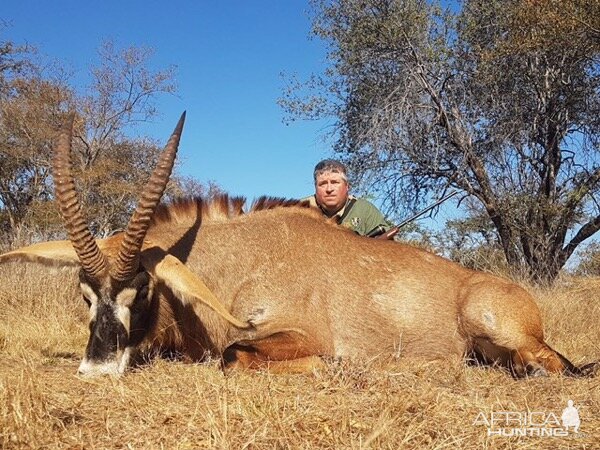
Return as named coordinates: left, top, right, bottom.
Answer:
left=367, top=190, right=459, bottom=239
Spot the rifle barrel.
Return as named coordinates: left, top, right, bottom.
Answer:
left=396, top=191, right=458, bottom=229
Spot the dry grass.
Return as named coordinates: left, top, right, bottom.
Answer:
left=1, top=263, right=599, bottom=449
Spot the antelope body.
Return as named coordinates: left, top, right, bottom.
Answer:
left=0, top=114, right=595, bottom=377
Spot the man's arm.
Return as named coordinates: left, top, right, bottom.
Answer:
left=349, top=199, right=395, bottom=238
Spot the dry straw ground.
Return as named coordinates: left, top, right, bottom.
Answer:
left=1, top=263, right=599, bottom=449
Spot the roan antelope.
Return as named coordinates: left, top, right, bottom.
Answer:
left=0, top=114, right=596, bottom=378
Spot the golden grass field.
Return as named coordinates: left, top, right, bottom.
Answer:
left=1, top=263, right=599, bottom=449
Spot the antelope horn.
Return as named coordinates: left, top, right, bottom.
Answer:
left=53, top=114, right=109, bottom=279
left=112, top=112, right=186, bottom=282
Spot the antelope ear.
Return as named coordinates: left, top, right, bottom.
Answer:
left=0, top=238, right=117, bottom=268
left=140, top=249, right=250, bottom=329
left=0, top=240, right=80, bottom=267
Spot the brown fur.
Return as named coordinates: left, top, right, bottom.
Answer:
left=134, top=195, right=590, bottom=377
left=1, top=194, right=592, bottom=376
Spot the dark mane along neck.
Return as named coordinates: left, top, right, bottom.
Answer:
left=150, top=194, right=310, bottom=227
left=249, top=196, right=309, bottom=212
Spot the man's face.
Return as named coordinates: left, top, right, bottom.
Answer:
left=315, top=170, right=349, bottom=215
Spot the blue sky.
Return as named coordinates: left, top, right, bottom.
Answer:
left=3, top=1, right=332, bottom=200
left=3, top=1, right=595, bottom=268
left=3, top=0, right=462, bottom=229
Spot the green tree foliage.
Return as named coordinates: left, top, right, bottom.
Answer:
left=0, top=37, right=71, bottom=240
left=0, top=35, right=183, bottom=247
left=281, top=0, right=600, bottom=283
left=432, top=210, right=510, bottom=276
left=574, top=242, right=600, bottom=277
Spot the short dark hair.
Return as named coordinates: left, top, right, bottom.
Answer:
left=313, top=159, right=348, bottom=183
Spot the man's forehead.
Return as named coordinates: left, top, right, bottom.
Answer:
left=316, top=170, right=346, bottom=181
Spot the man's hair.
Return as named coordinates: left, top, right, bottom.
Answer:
left=313, top=159, right=348, bottom=183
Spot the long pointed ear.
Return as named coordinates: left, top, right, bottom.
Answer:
left=0, top=241, right=80, bottom=267
left=140, top=249, right=250, bottom=329
left=0, top=238, right=117, bottom=268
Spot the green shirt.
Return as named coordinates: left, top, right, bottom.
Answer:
left=304, top=195, right=391, bottom=236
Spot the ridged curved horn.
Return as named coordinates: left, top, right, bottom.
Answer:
left=53, top=114, right=109, bottom=279
left=112, top=112, right=186, bottom=282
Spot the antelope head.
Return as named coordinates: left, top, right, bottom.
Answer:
left=52, top=113, right=186, bottom=376
left=0, top=112, right=249, bottom=376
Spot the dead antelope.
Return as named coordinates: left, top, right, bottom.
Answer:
left=0, top=114, right=596, bottom=378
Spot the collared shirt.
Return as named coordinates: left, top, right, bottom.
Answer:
left=303, top=195, right=391, bottom=236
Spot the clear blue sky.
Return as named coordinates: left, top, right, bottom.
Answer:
left=3, top=1, right=332, bottom=200
left=3, top=2, right=594, bottom=268
left=3, top=0, right=462, bottom=229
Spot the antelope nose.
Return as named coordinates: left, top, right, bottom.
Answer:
left=76, top=358, right=95, bottom=377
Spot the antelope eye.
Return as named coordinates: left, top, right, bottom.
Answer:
left=82, top=295, right=91, bottom=308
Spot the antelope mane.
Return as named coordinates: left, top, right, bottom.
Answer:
left=149, top=194, right=312, bottom=227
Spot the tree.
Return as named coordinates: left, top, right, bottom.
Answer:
left=77, top=41, right=177, bottom=168
left=573, top=242, right=600, bottom=277
left=0, top=76, right=73, bottom=236
left=0, top=33, right=70, bottom=241
left=70, top=41, right=178, bottom=237
left=431, top=210, right=510, bottom=276
left=281, top=0, right=600, bottom=283
left=0, top=38, right=179, bottom=245
left=0, top=28, right=33, bottom=90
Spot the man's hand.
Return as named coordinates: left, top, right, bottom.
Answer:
left=374, top=227, right=399, bottom=240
